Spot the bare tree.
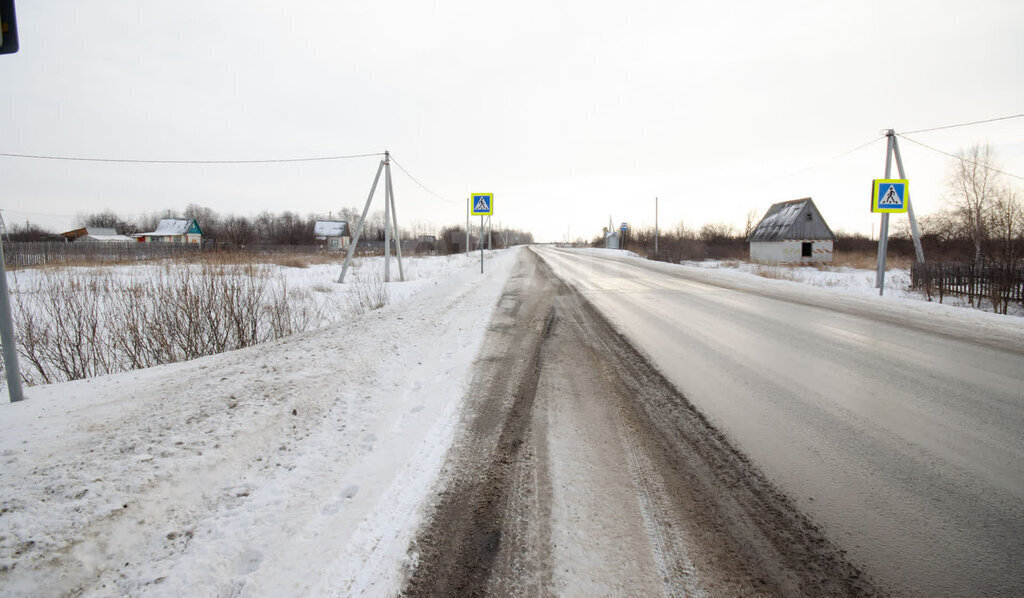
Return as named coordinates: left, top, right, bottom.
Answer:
left=988, top=185, right=1024, bottom=263
left=271, top=211, right=314, bottom=245
left=744, top=209, right=760, bottom=239
left=221, top=215, right=257, bottom=247
left=699, top=222, right=735, bottom=243
left=183, top=204, right=221, bottom=240
left=78, top=210, right=133, bottom=233
left=7, top=222, right=58, bottom=241
left=948, top=144, right=1000, bottom=263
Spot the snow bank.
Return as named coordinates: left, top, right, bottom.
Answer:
left=0, top=249, right=517, bottom=597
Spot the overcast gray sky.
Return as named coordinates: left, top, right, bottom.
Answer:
left=2, top=0, right=1022, bottom=242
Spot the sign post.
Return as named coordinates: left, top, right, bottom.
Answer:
left=471, top=193, right=493, bottom=273
left=873, top=129, right=924, bottom=296
left=337, top=151, right=405, bottom=284
left=0, top=214, right=23, bottom=401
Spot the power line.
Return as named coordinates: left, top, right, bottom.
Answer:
left=899, top=112, right=1024, bottom=135
left=767, top=135, right=884, bottom=182
left=388, top=155, right=460, bottom=205
left=832, top=135, right=886, bottom=159
left=896, top=134, right=1024, bottom=181
left=0, top=150, right=385, bottom=164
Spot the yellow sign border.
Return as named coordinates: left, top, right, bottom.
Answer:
left=871, top=179, right=909, bottom=214
left=471, top=193, right=494, bottom=216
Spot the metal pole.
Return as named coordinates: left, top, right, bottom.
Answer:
left=891, top=135, right=925, bottom=263
left=465, top=196, right=470, bottom=258
left=654, top=196, right=659, bottom=255
left=338, top=159, right=385, bottom=283
left=383, top=153, right=392, bottom=283
left=385, top=157, right=404, bottom=282
left=480, top=215, right=484, bottom=273
left=0, top=235, right=24, bottom=402
left=876, top=131, right=894, bottom=295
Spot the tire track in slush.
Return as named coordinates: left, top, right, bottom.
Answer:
left=401, top=248, right=879, bottom=597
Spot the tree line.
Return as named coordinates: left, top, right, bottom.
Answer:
left=6, top=204, right=533, bottom=253
left=895, top=144, right=1023, bottom=264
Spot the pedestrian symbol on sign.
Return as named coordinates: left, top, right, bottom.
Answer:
left=880, top=185, right=901, bottom=206
left=471, top=193, right=493, bottom=216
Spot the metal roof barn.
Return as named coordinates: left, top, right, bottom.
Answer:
left=748, top=198, right=835, bottom=263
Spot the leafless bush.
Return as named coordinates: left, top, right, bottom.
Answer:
left=345, top=269, right=390, bottom=315
left=10, top=263, right=339, bottom=386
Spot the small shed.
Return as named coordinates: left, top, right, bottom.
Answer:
left=133, top=219, right=203, bottom=244
left=314, top=220, right=350, bottom=251
left=748, top=198, right=835, bottom=263
left=61, top=227, right=133, bottom=243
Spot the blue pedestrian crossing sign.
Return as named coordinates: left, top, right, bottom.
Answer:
left=871, top=179, right=909, bottom=213
left=471, top=193, right=493, bottom=216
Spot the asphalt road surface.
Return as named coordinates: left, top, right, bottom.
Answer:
left=532, top=247, right=1024, bottom=596
left=402, top=249, right=877, bottom=596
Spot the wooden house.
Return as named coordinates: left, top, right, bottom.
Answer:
left=314, top=220, right=350, bottom=251
left=133, top=219, right=203, bottom=244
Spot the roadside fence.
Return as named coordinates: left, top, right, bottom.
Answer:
left=3, top=241, right=201, bottom=267
left=911, top=261, right=1024, bottom=314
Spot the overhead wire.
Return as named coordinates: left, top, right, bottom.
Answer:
left=388, top=155, right=460, bottom=206
left=899, top=112, right=1024, bottom=135
left=832, top=135, right=886, bottom=159
left=764, top=135, right=884, bottom=183
left=896, top=134, right=1024, bottom=181
left=0, top=145, right=461, bottom=205
left=0, top=151, right=385, bottom=164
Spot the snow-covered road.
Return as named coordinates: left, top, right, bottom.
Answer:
left=0, top=249, right=518, bottom=597
left=536, top=247, right=1024, bottom=597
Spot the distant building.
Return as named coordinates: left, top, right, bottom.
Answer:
left=748, top=198, right=835, bottom=263
left=410, top=235, right=438, bottom=254
left=314, top=220, right=350, bottom=251
left=60, top=227, right=133, bottom=243
left=133, top=219, right=203, bottom=244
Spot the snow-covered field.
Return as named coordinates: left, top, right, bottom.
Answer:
left=0, top=249, right=516, bottom=597
left=3, top=254, right=486, bottom=389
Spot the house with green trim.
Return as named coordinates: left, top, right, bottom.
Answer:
left=133, top=219, right=203, bottom=245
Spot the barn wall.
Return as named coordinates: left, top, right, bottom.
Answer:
left=750, top=240, right=833, bottom=263
left=787, top=205, right=835, bottom=240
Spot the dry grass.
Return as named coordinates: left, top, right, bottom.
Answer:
left=749, top=265, right=802, bottom=281
left=8, top=248, right=345, bottom=272
left=832, top=250, right=913, bottom=270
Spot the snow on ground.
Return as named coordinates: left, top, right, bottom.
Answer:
left=557, top=248, right=1024, bottom=351
left=573, top=247, right=1023, bottom=319
left=3, top=253, right=491, bottom=389
left=0, top=248, right=517, bottom=597
left=683, top=258, right=1024, bottom=318
left=3, top=246, right=1020, bottom=597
